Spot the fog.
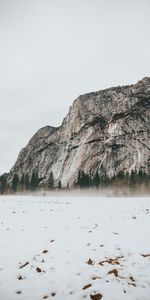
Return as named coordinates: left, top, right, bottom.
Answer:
left=11, top=184, right=150, bottom=198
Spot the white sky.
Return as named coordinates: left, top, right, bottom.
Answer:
left=0, top=0, right=150, bottom=173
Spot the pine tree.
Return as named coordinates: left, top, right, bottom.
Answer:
left=25, top=173, right=29, bottom=190
left=0, top=174, right=7, bottom=194
left=77, top=170, right=92, bottom=188
left=12, top=173, right=19, bottom=192
left=30, top=171, right=39, bottom=190
left=58, top=180, right=62, bottom=189
left=77, top=170, right=82, bottom=187
left=93, top=170, right=100, bottom=187
left=130, top=169, right=138, bottom=186
left=20, top=173, right=25, bottom=191
left=48, top=171, right=54, bottom=189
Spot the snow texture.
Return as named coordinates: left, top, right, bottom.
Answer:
left=0, top=195, right=150, bottom=300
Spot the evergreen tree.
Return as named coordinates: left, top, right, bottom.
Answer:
left=20, top=173, right=25, bottom=191
left=48, top=171, right=54, bottom=189
left=130, top=169, right=138, bottom=186
left=124, top=171, right=130, bottom=185
left=30, top=171, right=39, bottom=190
left=77, top=170, right=92, bottom=188
left=58, top=180, right=62, bottom=189
left=25, top=173, right=29, bottom=190
left=83, top=173, right=92, bottom=187
left=77, top=170, right=82, bottom=187
left=0, top=174, right=7, bottom=194
left=93, top=170, right=100, bottom=187
left=117, top=171, right=124, bottom=181
left=12, top=173, right=19, bottom=192
left=75, top=168, right=150, bottom=189
left=100, top=175, right=108, bottom=187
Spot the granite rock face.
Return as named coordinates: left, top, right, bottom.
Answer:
left=9, top=78, right=150, bottom=187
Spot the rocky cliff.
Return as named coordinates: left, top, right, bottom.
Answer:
left=9, top=77, right=150, bottom=187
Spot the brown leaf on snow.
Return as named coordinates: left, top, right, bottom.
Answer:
left=36, top=267, right=42, bottom=273
left=91, top=276, right=101, bottom=280
left=99, top=256, right=123, bottom=266
left=86, top=258, right=94, bottom=265
left=19, top=262, right=29, bottom=269
left=82, top=283, right=92, bottom=290
left=90, top=293, right=103, bottom=300
left=107, top=269, right=118, bottom=277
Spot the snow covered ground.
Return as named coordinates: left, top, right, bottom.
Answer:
left=0, top=195, right=150, bottom=300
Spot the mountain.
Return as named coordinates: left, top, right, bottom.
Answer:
left=9, top=77, right=150, bottom=187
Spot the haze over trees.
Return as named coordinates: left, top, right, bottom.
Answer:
left=0, top=168, right=149, bottom=194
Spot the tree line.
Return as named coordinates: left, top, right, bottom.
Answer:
left=0, top=171, right=62, bottom=194
left=0, top=168, right=149, bottom=194
left=76, top=169, right=150, bottom=188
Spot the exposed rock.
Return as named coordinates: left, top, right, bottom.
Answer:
left=9, top=78, right=150, bottom=187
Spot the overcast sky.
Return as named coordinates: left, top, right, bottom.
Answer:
left=0, top=0, right=150, bottom=174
